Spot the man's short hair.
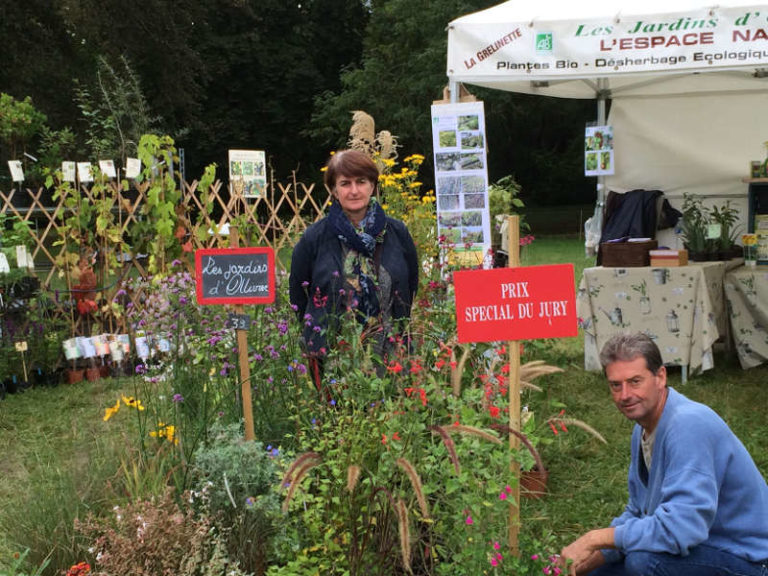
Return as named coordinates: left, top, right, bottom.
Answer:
left=599, top=332, right=664, bottom=374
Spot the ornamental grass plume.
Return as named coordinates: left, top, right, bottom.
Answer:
left=395, top=498, right=413, bottom=574
left=348, top=110, right=376, bottom=155
left=396, top=458, right=430, bottom=519
left=346, top=464, right=362, bottom=493
left=429, top=425, right=460, bottom=474
left=520, top=360, right=565, bottom=390
left=445, top=424, right=503, bottom=445
left=450, top=343, right=472, bottom=397
left=546, top=416, right=607, bottom=444
left=281, top=452, right=322, bottom=513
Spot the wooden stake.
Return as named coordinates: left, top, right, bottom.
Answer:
left=229, top=226, right=255, bottom=441
left=506, top=215, right=521, bottom=555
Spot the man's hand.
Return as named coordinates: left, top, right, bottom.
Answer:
left=560, top=528, right=615, bottom=575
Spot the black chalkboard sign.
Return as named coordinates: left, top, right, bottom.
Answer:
left=195, top=247, right=275, bottom=305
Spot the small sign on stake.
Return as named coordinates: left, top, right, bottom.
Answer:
left=195, top=247, right=275, bottom=305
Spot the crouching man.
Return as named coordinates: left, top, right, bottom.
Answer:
left=561, top=332, right=768, bottom=576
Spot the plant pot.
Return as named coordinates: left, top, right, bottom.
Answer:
left=99, top=364, right=111, bottom=379
left=521, top=467, right=549, bottom=499
left=85, top=367, right=101, bottom=382
left=67, top=368, right=86, bottom=384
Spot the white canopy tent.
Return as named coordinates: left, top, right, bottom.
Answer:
left=447, top=0, right=768, bottom=249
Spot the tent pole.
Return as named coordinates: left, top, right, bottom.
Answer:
left=449, top=80, right=459, bottom=103
left=596, top=78, right=608, bottom=210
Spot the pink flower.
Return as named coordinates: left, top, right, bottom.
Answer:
left=499, top=491, right=507, bottom=500
left=490, top=558, right=498, bottom=566
left=465, top=515, right=474, bottom=525
left=493, top=541, right=501, bottom=550
left=505, top=485, right=512, bottom=494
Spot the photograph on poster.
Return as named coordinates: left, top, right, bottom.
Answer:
left=460, top=153, right=484, bottom=170
left=439, top=212, right=462, bottom=227
left=460, top=131, right=484, bottom=150
left=436, top=152, right=462, bottom=171
left=439, top=195, right=461, bottom=210
left=439, top=131, right=458, bottom=147
left=462, top=229, right=484, bottom=243
left=438, top=175, right=461, bottom=195
left=464, top=194, right=485, bottom=209
left=462, top=211, right=483, bottom=227
left=457, top=115, right=480, bottom=131
left=461, top=175, right=485, bottom=194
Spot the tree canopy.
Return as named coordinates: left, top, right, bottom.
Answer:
left=0, top=0, right=595, bottom=205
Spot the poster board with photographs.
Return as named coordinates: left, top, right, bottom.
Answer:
left=585, top=125, right=614, bottom=176
left=431, top=101, right=491, bottom=267
left=228, top=149, right=267, bottom=198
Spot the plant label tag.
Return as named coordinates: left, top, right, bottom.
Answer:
left=98, top=159, right=117, bottom=179
left=125, top=158, right=141, bottom=179
left=77, top=162, right=93, bottom=183
left=62, top=161, right=76, bottom=182
left=227, top=313, right=251, bottom=331
left=706, top=223, right=721, bottom=240
left=8, top=160, right=24, bottom=182
left=15, top=341, right=28, bottom=352
left=0, top=253, right=9, bottom=274
left=16, top=245, right=33, bottom=269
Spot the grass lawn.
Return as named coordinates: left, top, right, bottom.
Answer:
left=0, top=235, right=766, bottom=573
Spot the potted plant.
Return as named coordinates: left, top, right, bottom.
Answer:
left=679, top=193, right=710, bottom=261
left=488, top=175, right=529, bottom=266
left=710, top=200, right=741, bottom=260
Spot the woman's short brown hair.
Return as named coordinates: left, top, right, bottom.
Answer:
left=324, top=150, right=379, bottom=191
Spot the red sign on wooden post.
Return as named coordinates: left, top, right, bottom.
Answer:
left=454, top=264, right=577, bottom=343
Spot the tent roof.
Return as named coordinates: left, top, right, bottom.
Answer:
left=447, top=0, right=768, bottom=98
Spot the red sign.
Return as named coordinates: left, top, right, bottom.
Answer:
left=454, top=264, right=577, bottom=343
left=195, top=247, right=275, bottom=305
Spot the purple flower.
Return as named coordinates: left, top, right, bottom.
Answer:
left=329, top=399, right=336, bottom=406
left=135, top=364, right=147, bottom=375
left=172, top=394, right=184, bottom=403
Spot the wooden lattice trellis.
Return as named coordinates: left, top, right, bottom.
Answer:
left=0, top=176, right=327, bottom=345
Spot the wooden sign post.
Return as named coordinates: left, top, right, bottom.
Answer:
left=194, top=239, right=275, bottom=442
left=507, top=215, right=522, bottom=555
left=453, top=214, right=577, bottom=555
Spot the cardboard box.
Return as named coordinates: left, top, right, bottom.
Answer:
left=649, top=249, right=688, bottom=267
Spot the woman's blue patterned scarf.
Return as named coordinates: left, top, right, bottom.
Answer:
left=330, top=199, right=387, bottom=320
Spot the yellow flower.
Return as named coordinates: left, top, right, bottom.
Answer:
left=121, top=395, right=145, bottom=411
left=103, top=399, right=121, bottom=422
left=408, top=181, right=422, bottom=189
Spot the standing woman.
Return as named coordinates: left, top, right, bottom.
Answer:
left=289, top=150, right=419, bottom=384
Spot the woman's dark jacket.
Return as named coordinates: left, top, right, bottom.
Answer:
left=289, top=215, right=419, bottom=354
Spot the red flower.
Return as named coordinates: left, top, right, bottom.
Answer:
left=489, top=405, right=500, bottom=419
left=409, top=362, right=423, bottom=374
left=181, top=240, right=193, bottom=252
left=66, top=563, right=91, bottom=576
left=387, top=362, right=403, bottom=373
left=77, top=298, right=98, bottom=315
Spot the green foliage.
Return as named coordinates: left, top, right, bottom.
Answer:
left=679, top=193, right=710, bottom=255
left=0, top=94, right=47, bottom=159
left=710, top=200, right=740, bottom=252
left=189, top=422, right=284, bottom=574
left=73, top=55, right=156, bottom=161
left=0, top=549, right=49, bottom=576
